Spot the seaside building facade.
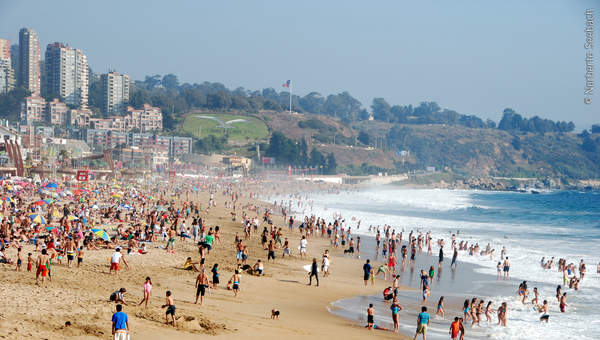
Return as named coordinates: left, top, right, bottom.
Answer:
left=18, top=28, right=41, bottom=95
left=0, top=39, right=15, bottom=93
left=84, top=129, right=192, bottom=157
left=43, top=42, right=89, bottom=107
left=46, top=98, right=69, bottom=125
left=101, top=72, right=130, bottom=115
left=20, top=95, right=46, bottom=124
left=0, top=59, right=15, bottom=94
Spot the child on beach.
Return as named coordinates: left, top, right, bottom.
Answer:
left=367, top=303, right=375, bottom=329
left=77, top=248, right=84, bottom=267
left=162, top=291, right=176, bottom=326
left=450, top=317, right=460, bottom=339
left=27, top=253, right=33, bottom=272
left=436, top=296, right=445, bottom=319
left=16, top=247, right=22, bottom=271
left=138, top=277, right=152, bottom=310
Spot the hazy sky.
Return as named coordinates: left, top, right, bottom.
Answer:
left=1, top=0, right=598, bottom=128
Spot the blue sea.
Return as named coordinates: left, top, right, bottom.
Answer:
left=285, top=187, right=600, bottom=340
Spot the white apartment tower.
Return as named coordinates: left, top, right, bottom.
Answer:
left=101, top=72, right=130, bottom=115
left=44, top=42, right=89, bottom=107
left=18, top=28, right=41, bottom=95
left=0, top=39, right=15, bottom=93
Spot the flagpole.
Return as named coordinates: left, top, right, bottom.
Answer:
left=289, top=81, right=292, bottom=114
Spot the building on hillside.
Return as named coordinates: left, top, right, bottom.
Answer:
left=72, top=104, right=162, bottom=132
left=46, top=98, right=68, bottom=125
left=68, top=108, right=92, bottom=127
left=20, top=95, right=46, bottom=124
left=0, top=59, right=15, bottom=93
left=101, top=72, right=130, bottom=115
left=18, top=28, right=41, bottom=95
left=0, top=39, right=15, bottom=94
left=0, top=38, right=10, bottom=61
left=84, top=129, right=127, bottom=149
left=43, top=42, right=89, bottom=106
left=83, top=129, right=192, bottom=157
left=125, top=104, right=162, bottom=132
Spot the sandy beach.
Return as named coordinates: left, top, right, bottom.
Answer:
left=0, top=185, right=409, bottom=340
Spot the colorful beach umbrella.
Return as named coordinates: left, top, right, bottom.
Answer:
left=28, top=213, right=46, bottom=224
left=33, top=200, right=47, bottom=206
left=67, top=215, right=79, bottom=221
left=91, top=228, right=110, bottom=241
left=45, top=183, right=58, bottom=188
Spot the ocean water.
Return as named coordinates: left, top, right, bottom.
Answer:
left=283, top=187, right=600, bottom=340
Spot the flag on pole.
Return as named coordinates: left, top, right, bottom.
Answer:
left=282, top=80, right=291, bottom=88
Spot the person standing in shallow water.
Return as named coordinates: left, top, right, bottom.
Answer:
left=503, top=257, right=510, bottom=279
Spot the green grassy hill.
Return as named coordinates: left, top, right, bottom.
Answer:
left=183, top=113, right=269, bottom=142
left=179, top=111, right=599, bottom=180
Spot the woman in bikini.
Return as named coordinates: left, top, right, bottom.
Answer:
left=436, top=296, right=445, bottom=319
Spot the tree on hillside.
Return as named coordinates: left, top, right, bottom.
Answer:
left=299, top=138, right=309, bottom=165
left=581, top=136, right=597, bottom=153
left=324, top=92, right=362, bottom=122
left=511, top=135, right=521, bottom=150
left=0, top=87, right=31, bottom=122
left=162, top=74, right=179, bottom=90
left=143, top=75, right=162, bottom=89
left=358, top=131, right=370, bottom=145
left=371, top=98, right=392, bottom=122
left=310, top=147, right=325, bottom=167
left=325, top=153, right=337, bottom=174
left=592, top=124, right=600, bottom=134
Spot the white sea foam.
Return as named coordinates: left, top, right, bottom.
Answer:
left=279, top=187, right=600, bottom=340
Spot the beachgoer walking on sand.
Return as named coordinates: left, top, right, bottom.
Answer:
left=195, top=268, right=210, bottom=305
left=35, top=249, right=49, bottom=286
left=308, top=258, right=319, bottom=286
left=231, top=270, right=241, bottom=296
left=138, top=277, right=152, bottom=310
left=110, top=248, right=129, bottom=275
left=112, top=304, right=129, bottom=340
left=299, top=236, right=307, bottom=259
left=162, top=291, right=176, bottom=326
left=211, top=263, right=219, bottom=289
left=363, top=259, right=372, bottom=287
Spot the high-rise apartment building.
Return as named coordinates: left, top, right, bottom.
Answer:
left=18, top=28, right=41, bottom=95
left=0, top=38, right=10, bottom=61
left=101, top=72, right=130, bottom=115
left=0, top=39, right=15, bottom=93
left=44, top=42, right=89, bottom=107
left=0, top=59, right=15, bottom=93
